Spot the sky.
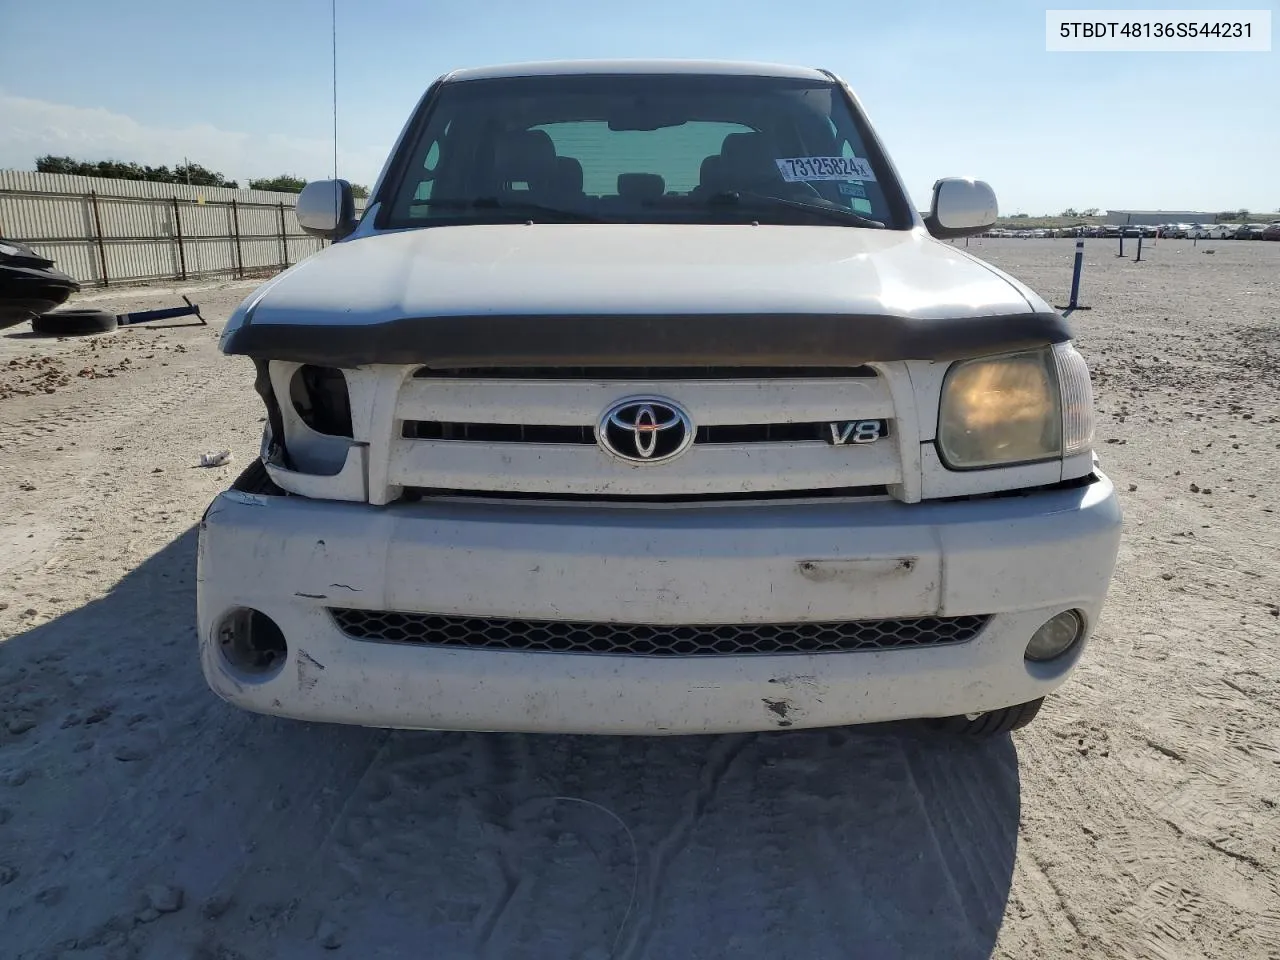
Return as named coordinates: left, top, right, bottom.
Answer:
left=0, top=0, right=1276, bottom=215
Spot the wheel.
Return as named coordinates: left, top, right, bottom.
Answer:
left=31, top=308, right=117, bottom=336
left=0, top=304, right=39, bottom=331
left=230, top=459, right=284, bottom=496
left=930, top=698, right=1044, bottom=736
left=0, top=288, right=77, bottom=331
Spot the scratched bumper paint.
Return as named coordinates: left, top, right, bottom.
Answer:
left=196, top=473, right=1121, bottom=733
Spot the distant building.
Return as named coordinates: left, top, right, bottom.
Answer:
left=1106, top=210, right=1219, bottom=226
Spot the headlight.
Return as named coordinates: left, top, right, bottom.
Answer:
left=288, top=364, right=353, bottom=438
left=937, top=348, right=1062, bottom=469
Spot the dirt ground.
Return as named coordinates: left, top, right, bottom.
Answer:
left=0, top=238, right=1277, bottom=960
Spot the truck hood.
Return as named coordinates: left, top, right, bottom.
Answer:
left=222, top=224, right=1067, bottom=367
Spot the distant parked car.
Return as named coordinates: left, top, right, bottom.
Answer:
left=1244, top=223, right=1268, bottom=239
left=1207, top=224, right=1235, bottom=240
left=1103, top=224, right=1121, bottom=237
left=1161, top=223, right=1188, bottom=239
left=1189, top=224, right=1214, bottom=239
left=1262, top=222, right=1280, bottom=240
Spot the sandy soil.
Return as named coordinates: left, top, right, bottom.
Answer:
left=0, top=238, right=1277, bottom=960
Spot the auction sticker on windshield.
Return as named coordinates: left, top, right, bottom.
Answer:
left=776, top=157, right=877, bottom=182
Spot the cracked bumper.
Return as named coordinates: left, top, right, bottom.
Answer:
left=196, top=474, right=1121, bottom=734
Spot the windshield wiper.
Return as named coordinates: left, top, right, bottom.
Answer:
left=699, top=191, right=885, bottom=229
left=414, top=196, right=612, bottom=223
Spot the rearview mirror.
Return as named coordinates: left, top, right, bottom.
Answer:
left=925, top=178, right=997, bottom=239
left=607, top=98, right=687, bottom=131
left=296, top=179, right=356, bottom=240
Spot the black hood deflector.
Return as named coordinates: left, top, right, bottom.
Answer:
left=222, top=310, right=1072, bottom=368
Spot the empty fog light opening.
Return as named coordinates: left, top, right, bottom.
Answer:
left=217, top=608, right=288, bottom=676
left=1024, top=610, right=1085, bottom=662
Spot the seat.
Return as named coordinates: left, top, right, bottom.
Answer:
left=691, top=155, right=724, bottom=197
left=714, top=132, right=782, bottom=194
left=554, top=157, right=585, bottom=203
left=616, top=173, right=665, bottom=205
left=491, top=129, right=560, bottom=197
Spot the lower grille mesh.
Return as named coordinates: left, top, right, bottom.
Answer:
left=329, top=609, right=989, bottom=656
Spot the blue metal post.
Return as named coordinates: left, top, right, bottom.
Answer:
left=1068, top=239, right=1084, bottom=308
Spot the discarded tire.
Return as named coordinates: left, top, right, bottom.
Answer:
left=31, top=308, right=118, bottom=337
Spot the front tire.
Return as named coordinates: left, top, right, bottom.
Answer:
left=931, top=698, right=1044, bottom=736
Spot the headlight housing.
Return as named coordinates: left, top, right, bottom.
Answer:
left=1052, top=341, right=1095, bottom=457
left=937, top=343, right=1094, bottom=470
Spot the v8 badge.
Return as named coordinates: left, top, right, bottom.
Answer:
left=827, top=420, right=886, bottom=445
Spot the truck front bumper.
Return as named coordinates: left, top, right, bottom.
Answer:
left=196, top=474, right=1122, bottom=734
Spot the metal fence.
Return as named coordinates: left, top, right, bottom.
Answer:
left=0, top=171, right=367, bottom=287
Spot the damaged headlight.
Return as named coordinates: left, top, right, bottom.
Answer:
left=937, top=347, right=1066, bottom=469
left=289, top=364, right=353, bottom=438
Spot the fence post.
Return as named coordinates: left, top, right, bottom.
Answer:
left=278, top=201, right=288, bottom=268
left=89, top=191, right=109, bottom=287
left=172, top=197, right=187, bottom=280
left=1068, top=239, right=1084, bottom=307
left=230, top=198, right=244, bottom=279
left=1054, top=239, right=1091, bottom=311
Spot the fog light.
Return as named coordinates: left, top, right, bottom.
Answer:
left=217, top=607, right=288, bottom=676
left=1024, top=610, right=1084, bottom=662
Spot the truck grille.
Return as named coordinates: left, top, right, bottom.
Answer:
left=402, top=420, right=889, bottom=445
left=329, top=609, right=988, bottom=656
left=382, top=365, right=904, bottom=500
left=414, top=365, right=879, bottom=380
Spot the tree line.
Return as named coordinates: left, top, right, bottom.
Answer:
left=34, top=156, right=369, bottom=197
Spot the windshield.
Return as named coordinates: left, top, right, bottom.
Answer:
left=380, top=73, right=909, bottom=229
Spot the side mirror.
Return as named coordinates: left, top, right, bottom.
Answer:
left=925, top=178, right=997, bottom=239
left=296, top=179, right=357, bottom=239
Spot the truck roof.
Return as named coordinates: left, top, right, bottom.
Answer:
left=442, top=59, right=832, bottom=83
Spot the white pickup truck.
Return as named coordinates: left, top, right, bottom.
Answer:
left=199, top=60, right=1122, bottom=736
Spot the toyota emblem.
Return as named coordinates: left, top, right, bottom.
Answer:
left=596, top=397, right=694, bottom=464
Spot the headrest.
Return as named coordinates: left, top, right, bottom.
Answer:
left=719, top=132, right=775, bottom=170
left=493, top=129, right=558, bottom=189
left=698, top=154, right=723, bottom=188
left=617, top=172, right=665, bottom=202
left=556, top=156, right=584, bottom=193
